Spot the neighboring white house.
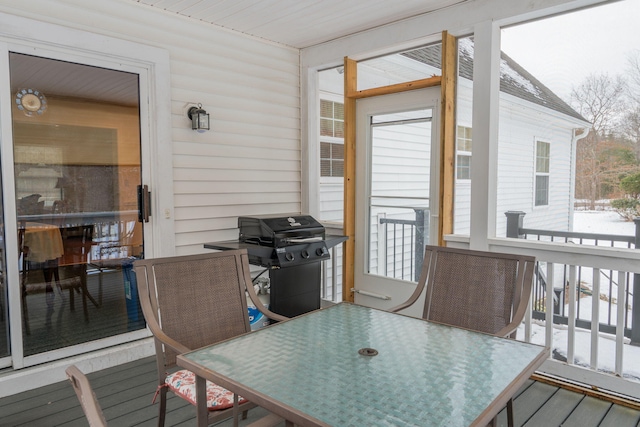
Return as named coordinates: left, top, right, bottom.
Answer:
left=318, top=38, right=590, bottom=241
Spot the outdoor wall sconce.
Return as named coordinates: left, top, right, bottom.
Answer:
left=187, top=103, right=210, bottom=132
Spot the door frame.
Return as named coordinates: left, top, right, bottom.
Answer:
left=353, top=89, right=441, bottom=311
left=0, top=12, right=175, bottom=369
left=341, top=31, right=457, bottom=303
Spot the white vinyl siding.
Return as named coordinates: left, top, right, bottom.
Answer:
left=496, top=95, right=574, bottom=234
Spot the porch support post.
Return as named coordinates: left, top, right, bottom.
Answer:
left=439, top=30, right=457, bottom=245
left=632, top=218, right=640, bottom=345
left=342, top=57, right=357, bottom=303
left=469, top=21, right=501, bottom=251
left=505, top=211, right=526, bottom=238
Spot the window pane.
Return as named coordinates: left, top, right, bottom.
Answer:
left=320, top=100, right=332, bottom=118
left=332, top=160, right=344, bottom=177
left=536, top=141, right=550, bottom=173
left=321, top=159, right=331, bottom=177
left=334, top=120, right=344, bottom=138
left=457, top=155, right=471, bottom=180
left=320, top=142, right=330, bottom=158
left=535, top=175, right=549, bottom=206
left=334, top=102, right=344, bottom=120
left=332, top=142, right=344, bottom=160
left=320, top=118, right=333, bottom=137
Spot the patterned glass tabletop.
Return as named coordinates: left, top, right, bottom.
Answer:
left=179, top=303, right=547, bottom=427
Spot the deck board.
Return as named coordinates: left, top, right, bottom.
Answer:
left=510, top=380, right=560, bottom=425
left=560, top=395, right=612, bottom=427
left=598, top=404, right=640, bottom=427
left=1, top=356, right=639, bottom=427
left=524, top=388, right=584, bottom=426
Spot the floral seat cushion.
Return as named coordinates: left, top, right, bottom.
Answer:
left=165, top=369, right=247, bottom=410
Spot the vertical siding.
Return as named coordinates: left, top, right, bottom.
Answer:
left=0, top=0, right=301, bottom=255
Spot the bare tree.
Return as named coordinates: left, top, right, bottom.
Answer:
left=571, top=73, right=627, bottom=136
left=571, top=73, right=627, bottom=209
left=627, top=50, right=640, bottom=105
left=623, top=51, right=640, bottom=155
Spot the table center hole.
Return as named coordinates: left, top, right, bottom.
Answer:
left=358, top=347, right=378, bottom=356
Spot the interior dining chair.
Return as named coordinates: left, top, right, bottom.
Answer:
left=390, top=245, right=536, bottom=427
left=65, top=365, right=108, bottom=427
left=133, top=249, right=288, bottom=427
left=58, top=224, right=100, bottom=320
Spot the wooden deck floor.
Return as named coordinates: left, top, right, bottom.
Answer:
left=1, top=356, right=639, bottom=427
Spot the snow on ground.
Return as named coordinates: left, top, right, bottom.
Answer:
left=520, top=210, right=640, bottom=382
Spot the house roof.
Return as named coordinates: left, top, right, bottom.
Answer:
left=402, top=38, right=588, bottom=123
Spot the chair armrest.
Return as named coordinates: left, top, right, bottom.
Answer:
left=388, top=263, right=429, bottom=314
left=245, top=277, right=289, bottom=323
left=150, top=324, right=191, bottom=355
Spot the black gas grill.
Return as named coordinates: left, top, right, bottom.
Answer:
left=205, top=214, right=347, bottom=317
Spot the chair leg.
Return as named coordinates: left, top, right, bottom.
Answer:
left=81, top=273, right=89, bottom=322
left=21, top=278, right=30, bottom=335
left=157, top=386, right=167, bottom=427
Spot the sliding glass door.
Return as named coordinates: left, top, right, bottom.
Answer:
left=9, top=52, right=146, bottom=359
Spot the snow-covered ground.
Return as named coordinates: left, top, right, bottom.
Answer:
left=520, top=210, right=640, bottom=382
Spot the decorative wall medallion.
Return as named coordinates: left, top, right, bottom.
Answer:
left=15, top=88, right=47, bottom=116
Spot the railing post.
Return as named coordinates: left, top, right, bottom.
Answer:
left=414, top=209, right=429, bottom=282
left=505, top=211, right=526, bottom=238
left=632, top=218, right=640, bottom=346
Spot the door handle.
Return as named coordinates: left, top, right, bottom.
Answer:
left=137, top=184, right=151, bottom=223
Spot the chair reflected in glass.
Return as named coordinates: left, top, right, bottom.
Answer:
left=19, top=221, right=64, bottom=334
left=390, top=245, right=536, bottom=427
left=20, top=223, right=99, bottom=334
left=133, top=250, right=287, bottom=427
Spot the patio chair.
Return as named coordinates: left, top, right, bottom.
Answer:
left=390, top=245, right=536, bottom=427
left=65, top=365, right=108, bottom=427
left=133, top=250, right=288, bottom=427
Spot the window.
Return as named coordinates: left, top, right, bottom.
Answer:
left=321, top=142, right=344, bottom=177
left=456, top=126, right=472, bottom=180
left=320, top=99, right=345, bottom=177
left=320, top=100, right=344, bottom=138
left=535, top=140, right=550, bottom=206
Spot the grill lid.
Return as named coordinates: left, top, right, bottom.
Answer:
left=238, top=214, right=325, bottom=247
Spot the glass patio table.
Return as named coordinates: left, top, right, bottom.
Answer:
left=177, top=302, right=548, bottom=427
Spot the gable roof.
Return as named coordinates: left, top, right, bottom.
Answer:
left=402, top=38, right=587, bottom=123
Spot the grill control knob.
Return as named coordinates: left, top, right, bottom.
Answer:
left=301, top=249, right=310, bottom=259
left=316, top=247, right=328, bottom=256
left=285, top=252, right=295, bottom=262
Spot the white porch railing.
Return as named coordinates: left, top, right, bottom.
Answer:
left=480, top=237, right=640, bottom=399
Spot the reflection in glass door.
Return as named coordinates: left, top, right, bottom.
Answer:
left=10, top=53, right=146, bottom=357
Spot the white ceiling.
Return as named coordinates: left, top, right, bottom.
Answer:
left=130, top=0, right=468, bottom=48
